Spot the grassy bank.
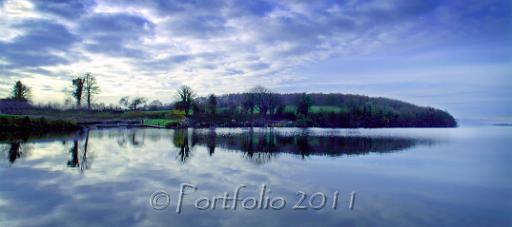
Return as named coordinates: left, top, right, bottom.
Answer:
left=2, top=109, right=187, bottom=130
left=0, top=114, right=79, bottom=131
left=9, top=109, right=187, bottom=123
left=143, top=118, right=180, bottom=128
left=9, top=109, right=172, bottom=121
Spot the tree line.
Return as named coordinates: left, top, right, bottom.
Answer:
left=3, top=75, right=457, bottom=127
left=189, top=88, right=457, bottom=127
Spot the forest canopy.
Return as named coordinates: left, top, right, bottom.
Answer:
left=194, top=92, right=457, bottom=128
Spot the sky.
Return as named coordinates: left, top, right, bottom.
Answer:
left=0, top=0, right=511, bottom=122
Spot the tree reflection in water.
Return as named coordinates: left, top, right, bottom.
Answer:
left=115, top=129, right=146, bottom=147
left=2, top=128, right=435, bottom=167
left=8, top=142, right=22, bottom=163
left=66, top=130, right=90, bottom=174
left=191, top=129, right=430, bottom=165
left=67, top=140, right=79, bottom=168
left=0, top=142, right=32, bottom=164
left=206, top=128, right=216, bottom=156
left=173, top=129, right=191, bottom=164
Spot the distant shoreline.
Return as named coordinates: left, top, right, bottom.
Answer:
left=492, top=123, right=512, bottom=127
left=1, top=92, right=457, bottom=130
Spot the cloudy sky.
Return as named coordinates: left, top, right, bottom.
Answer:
left=0, top=0, right=510, bottom=122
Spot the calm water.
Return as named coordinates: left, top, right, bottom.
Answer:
left=0, top=127, right=511, bottom=227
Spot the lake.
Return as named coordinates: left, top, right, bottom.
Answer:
left=0, top=127, right=511, bottom=226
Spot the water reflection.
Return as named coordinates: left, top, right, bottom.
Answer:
left=7, top=142, right=21, bottom=163
left=115, top=129, right=146, bottom=147
left=67, top=140, right=79, bottom=167
left=1, top=128, right=434, bottom=167
left=174, top=129, right=191, bottom=164
left=0, top=127, right=510, bottom=226
left=192, top=129, right=430, bottom=164
left=66, top=130, right=90, bottom=173
left=198, top=131, right=423, bottom=155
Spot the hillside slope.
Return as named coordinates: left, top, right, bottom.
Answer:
left=205, top=93, right=457, bottom=128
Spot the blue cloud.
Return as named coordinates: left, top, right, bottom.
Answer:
left=32, top=0, right=96, bottom=19
left=164, top=15, right=229, bottom=38
left=138, top=54, right=193, bottom=71
left=0, top=0, right=509, bottom=120
left=228, top=0, right=275, bottom=16
left=362, top=0, right=442, bottom=21
left=0, top=20, right=78, bottom=67
left=78, top=13, right=154, bottom=57
left=79, top=13, right=154, bottom=34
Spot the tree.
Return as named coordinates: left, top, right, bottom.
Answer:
left=148, top=100, right=163, bottom=110
left=64, top=98, right=74, bottom=109
left=71, top=76, right=84, bottom=108
left=207, top=94, right=217, bottom=116
left=11, top=81, right=31, bottom=101
left=129, top=97, right=147, bottom=110
left=83, top=73, right=100, bottom=109
left=297, top=93, right=313, bottom=116
left=268, top=93, right=283, bottom=116
left=242, top=93, right=256, bottom=115
left=175, top=85, right=195, bottom=116
left=250, top=85, right=272, bottom=117
left=119, top=96, right=130, bottom=109
left=192, top=102, right=202, bottom=116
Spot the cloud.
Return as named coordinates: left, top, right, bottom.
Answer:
left=32, top=0, right=96, bottom=19
left=163, top=15, right=230, bottom=39
left=78, top=13, right=154, bottom=58
left=0, top=19, right=78, bottom=67
left=0, top=0, right=510, bottom=119
left=227, top=0, right=275, bottom=17
left=355, top=0, right=442, bottom=23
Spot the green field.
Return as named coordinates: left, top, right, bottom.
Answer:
left=216, top=105, right=349, bottom=114
left=309, top=105, right=348, bottom=113
left=143, top=118, right=180, bottom=127
left=0, top=114, right=16, bottom=119
left=283, top=105, right=348, bottom=114
left=3, top=109, right=185, bottom=122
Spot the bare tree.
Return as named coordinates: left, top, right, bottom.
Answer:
left=175, top=85, right=195, bottom=116
left=242, top=93, right=255, bottom=115
left=148, top=100, right=163, bottom=110
left=130, top=97, right=147, bottom=110
left=64, top=98, right=74, bottom=109
left=268, top=93, right=283, bottom=116
left=11, top=81, right=31, bottom=102
left=119, top=96, right=130, bottom=109
left=83, top=73, right=100, bottom=109
left=250, top=85, right=272, bottom=117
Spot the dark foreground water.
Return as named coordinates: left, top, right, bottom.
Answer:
left=0, top=127, right=511, bottom=227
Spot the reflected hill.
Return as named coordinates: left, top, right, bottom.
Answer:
left=190, top=129, right=433, bottom=161
left=1, top=128, right=437, bottom=166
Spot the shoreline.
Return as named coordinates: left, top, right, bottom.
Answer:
left=1, top=124, right=458, bottom=144
left=1, top=112, right=457, bottom=137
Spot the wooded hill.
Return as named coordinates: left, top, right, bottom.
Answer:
left=195, top=93, right=457, bottom=128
